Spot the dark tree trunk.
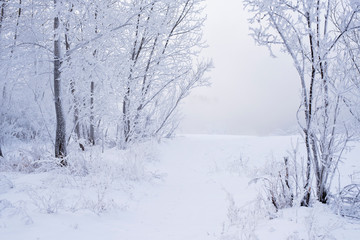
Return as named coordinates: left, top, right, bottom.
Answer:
left=317, top=184, right=328, bottom=203
left=89, top=10, right=97, bottom=146
left=122, top=91, right=131, bottom=145
left=301, top=130, right=312, bottom=207
left=0, top=145, right=3, bottom=157
left=11, top=0, right=22, bottom=54
left=300, top=12, right=317, bottom=207
left=54, top=0, right=67, bottom=166
left=0, top=0, right=6, bottom=34
left=89, top=80, right=95, bottom=145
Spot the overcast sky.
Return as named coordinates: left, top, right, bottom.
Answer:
left=179, top=0, right=300, bottom=136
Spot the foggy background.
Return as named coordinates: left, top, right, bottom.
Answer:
left=179, top=0, right=300, bottom=136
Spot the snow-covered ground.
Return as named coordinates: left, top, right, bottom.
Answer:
left=1, top=135, right=360, bottom=239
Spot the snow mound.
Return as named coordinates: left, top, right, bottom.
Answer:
left=0, top=199, right=33, bottom=228
left=0, top=175, right=14, bottom=194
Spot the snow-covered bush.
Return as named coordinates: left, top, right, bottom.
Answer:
left=250, top=155, right=304, bottom=213
left=0, top=144, right=57, bottom=173
left=64, top=140, right=159, bottom=181
left=63, top=142, right=159, bottom=214
left=247, top=139, right=310, bottom=214
left=0, top=139, right=159, bottom=216
left=332, top=184, right=360, bottom=219
left=28, top=189, right=64, bottom=214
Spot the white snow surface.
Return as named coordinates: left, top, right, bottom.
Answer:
left=1, top=134, right=360, bottom=239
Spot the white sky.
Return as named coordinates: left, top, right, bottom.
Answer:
left=179, top=0, right=300, bottom=136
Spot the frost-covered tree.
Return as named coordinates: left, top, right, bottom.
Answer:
left=60, top=0, right=210, bottom=149
left=117, top=0, right=210, bottom=148
left=245, top=0, right=360, bottom=205
left=0, top=0, right=209, bottom=160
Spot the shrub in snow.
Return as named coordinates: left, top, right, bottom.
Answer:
left=28, top=189, right=64, bottom=214
left=0, top=139, right=158, bottom=217
left=0, top=144, right=57, bottom=173
left=250, top=156, right=304, bottom=212
left=65, top=140, right=158, bottom=181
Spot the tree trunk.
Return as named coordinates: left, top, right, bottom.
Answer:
left=0, top=0, right=6, bottom=34
left=122, top=91, right=131, bottom=146
left=0, top=145, right=3, bottom=158
left=300, top=12, right=317, bottom=207
left=11, top=0, right=22, bottom=54
left=89, top=10, right=97, bottom=146
left=54, top=0, right=67, bottom=165
left=70, top=79, right=81, bottom=140
left=301, top=130, right=312, bottom=206
left=89, top=80, right=95, bottom=145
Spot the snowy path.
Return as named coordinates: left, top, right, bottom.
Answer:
left=117, top=135, right=292, bottom=239
left=122, top=137, right=231, bottom=240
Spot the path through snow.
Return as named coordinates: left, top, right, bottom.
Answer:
left=116, top=135, right=294, bottom=239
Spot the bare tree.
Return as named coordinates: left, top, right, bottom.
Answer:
left=245, top=0, right=360, bottom=205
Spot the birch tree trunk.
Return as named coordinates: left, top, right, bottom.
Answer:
left=54, top=0, right=67, bottom=165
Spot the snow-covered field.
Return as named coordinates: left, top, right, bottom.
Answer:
left=1, top=135, right=360, bottom=239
